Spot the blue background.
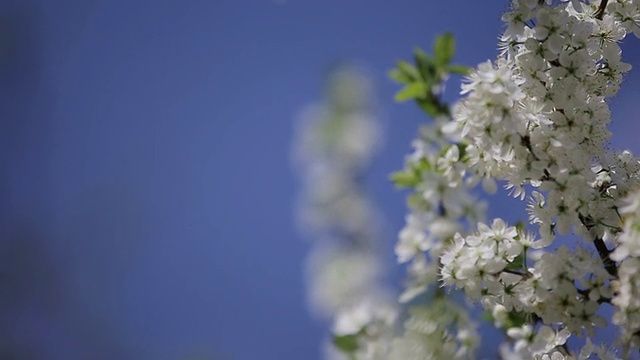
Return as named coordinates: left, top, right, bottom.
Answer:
left=1, top=0, right=638, bottom=359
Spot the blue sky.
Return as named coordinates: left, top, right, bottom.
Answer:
left=1, top=0, right=639, bottom=359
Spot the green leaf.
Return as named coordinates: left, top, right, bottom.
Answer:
left=434, top=33, right=455, bottom=66
left=446, top=64, right=472, bottom=75
left=396, top=60, right=420, bottom=82
left=505, top=253, right=525, bottom=272
left=407, top=192, right=427, bottom=209
left=504, top=311, right=531, bottom=329
left=395, top=82, right=427, bottom=102
left=388, top=68, right=412, bottom=84
left=414, top=157, right=431, bottom=172
left=416, top=98, right=440, bottom=117
left=414, top=48, right=432, bottom=68
left=482, top=311, right=494, bottom=323
left=390, top=170, right=420, bottom=188
left=456, top=143, right=467, bottom=161
left=333, top=334, right=359, bottom=354
left=413, top=48, right=436, bottom=83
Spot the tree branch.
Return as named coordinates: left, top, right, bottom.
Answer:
left=594, top=236, right=618, bottom=277
left=595, top=0, right=609, bottom=20
left=579, top=214, right=618, bottom=277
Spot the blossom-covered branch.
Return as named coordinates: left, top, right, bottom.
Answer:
left=388, top=0, right=640, bottom=358
left=299, top=0, right=640, bottom=358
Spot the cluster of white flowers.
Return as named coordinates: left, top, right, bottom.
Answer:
left=392, top=0, right=640, bottom=359
left=297, top=1, right=640, bottom=358
left=456, top=0, right=636, bottom=243
left=611, top=190, right=640, bottom=350
left=394, top=121, right=487, bottom=304
left=384, top=117, right=485, bottom=358
left=387, top=298, right=479, bottom=360
left=292, top=67, right=397, bottom=359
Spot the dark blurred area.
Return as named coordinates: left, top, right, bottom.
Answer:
left=1, top=1, right=61, bottom=358
left=0, top=1, right=137, bottom=358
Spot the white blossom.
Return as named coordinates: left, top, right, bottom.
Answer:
left=308, top=1, right=640, bottom=358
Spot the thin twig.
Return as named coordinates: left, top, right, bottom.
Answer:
left=595, top=0, right=609, bottom=20
left=593, top=236, right=618, bottom=277
left=579, top=214, right=618, bottom=278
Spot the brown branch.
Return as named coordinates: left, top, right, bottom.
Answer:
left=593, top=236, right=618, bottom=277
left=577, top=288, right=611, bottom=304
left=595, top=0, right=609, bottom=20
left=579, top=214, right=618, bottom=278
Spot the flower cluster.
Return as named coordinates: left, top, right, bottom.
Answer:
left=456, top=0, right=636, bottom=244
left=386, top=299, right=479, bottom=360
left=391, top=0, right=640, bottom=359
left=292, top=67, right=397, bottom=359
left=394, top=122, right=486, bottom=303
left=611, top=190, right=640, bottom=350
left=299, top=1, right=640, bottom=359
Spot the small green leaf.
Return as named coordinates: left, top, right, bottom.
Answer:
left=417, top=98, right=441, bottom=117
left=446, top=64, right=473, bottom=75
left=333, top=334, right=359, bottom=354
left=413, top=48, right=436, bottom=83
left=390, top=170, right=421, bottom=188
left=504, top=311, right=531, bottom=329
left=414, top=157, right=431, bottom=172
left=388, top=68, right=412, bottom=84
left=395, top=82, right=427, bottom=102
left=434, top=33, right=455, bottom=66
left=456, top=143, right=467, bottom=161
left=407, top=192, right=427, bottom=209
left=482, top=311, right=494, bottom=323
left=414, top=48, right=431, bottom=68
left=396, top=60, right=420, bottom=81
left=505, top=254, right=525, bottom=272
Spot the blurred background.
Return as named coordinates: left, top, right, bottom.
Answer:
left=0, top=0, right=638, bottom=359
